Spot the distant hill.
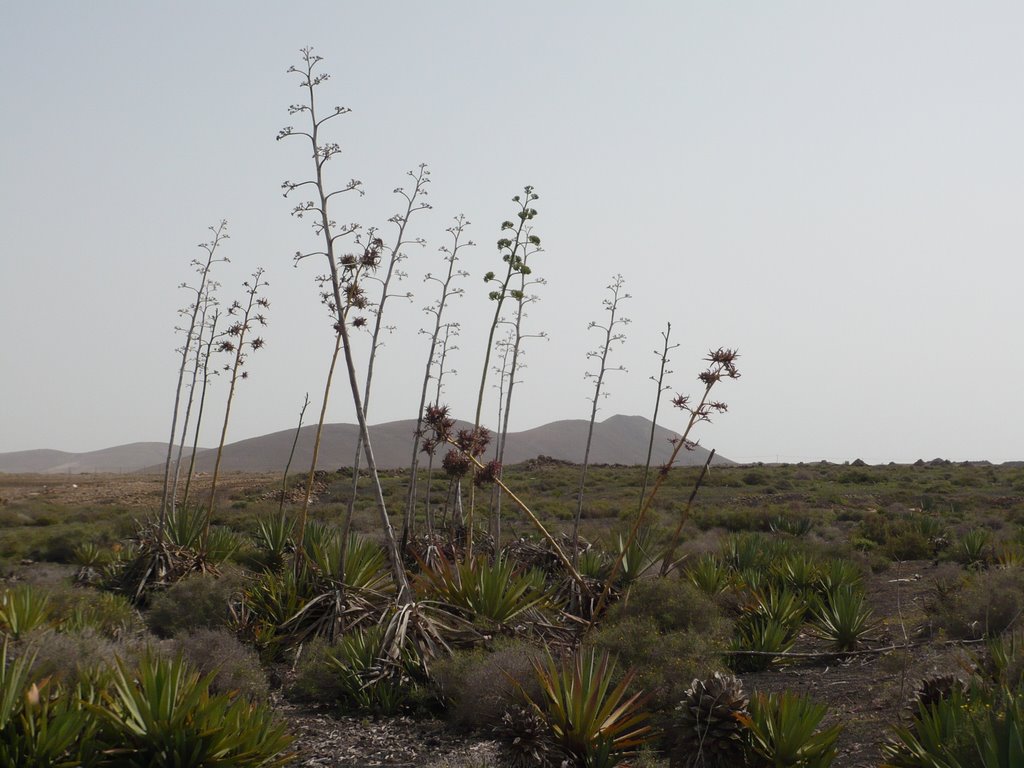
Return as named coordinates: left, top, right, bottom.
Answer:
left=0, top=415, right=731, bottom=474
left=161, top=413, right=729, bottom=473
left=0, top=443, right=173, bottom=474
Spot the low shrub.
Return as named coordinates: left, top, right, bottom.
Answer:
left=589, top=615, right=725, bottom=714
left=431, top=638, right=544, bottom=730
left=14, top=626, right=123, bottom=689
left=289, top=636, right=344, bottom=704
left=609, top=578, right=725, bottom=635
left=172, top=627, right=269, bottom=700
left=930, top=567, right=1024, bottom=639
left=145, top=566, right=247, bottom=638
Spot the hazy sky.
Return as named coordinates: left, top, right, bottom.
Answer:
left=2, top=2, right=1022, bottom=464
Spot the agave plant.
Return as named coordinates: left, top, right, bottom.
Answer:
left=994, top=542, right=1024, bottom=569
left=95, top=653, right=294, bottom=767
left=913, top=674, right=967, bottom=713
left=721, top=534, right=772, bottom=572
left=982, top=629, right=1024, bottom=688
left=205, top=525, right=242, bottom=565
left=750, top=585, right=808, bottom=629
left=609, top=526, right=659, bottom=587
left=774, top=552, right=823, bottom=595
left=0, top=640, right=100, bottom=768
left=253, top=512, right=295, bottom=571
left=970, top=686, right=1024, bottom=768
left=885, top=683, right=1024, bottom=768
left=324, top=625, right=411, bottom=715
left=816, top=559, right=863, bottom=597
left=960, top=528, right=992, bottom=568
left=378, top=600, right=473, bottom=677
left=729, top=614, right=800, bottom=673
left=811, top=586, right=876, bottom=652
left=770, top=515, right=814, bottom=537
left=745, top=691, right=842, bottom=768
left=415, top=554, right=551, bottom=629
left=73, top=542, right=109, bottom=585
left=672, top=672, right=749, bottom=767
left=882, top=684, right=975, bottom=767
left=165, top=503, right=207, bottom=551
left=686, top=553, right=734, bottom=596
left=522, top=649, right=651, bottom=768
left=238, top=569, right=305, bottom=656
left=0, top=585, right=52, bottom=640
left=270, top=531, right=394, bottom=647
left=494, top=705, right=569, bottom=768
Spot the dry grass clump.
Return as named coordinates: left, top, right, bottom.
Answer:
left=172, top=627, right=270, bottom=700
left=13, top=626, right=151, bottom=689
left=430, top=638, right=545, bottom=730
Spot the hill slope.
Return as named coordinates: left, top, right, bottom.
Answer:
left=0, top=415, right=731, bottom=474
left=169, top=414, right=727, bottom=473
left=0, top=443, right=173, bottom=474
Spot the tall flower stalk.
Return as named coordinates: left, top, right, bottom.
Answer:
left=171, top=279, right=219, bottom=514
left=180, top=307, right=220, bottom=510
left=468, top=187, right=541, bottom=557
left=203, top=269, right=270, bottom=550
left=639, top=322, right=678, bottom=512
left=571, top=275, right=630, bottom=562
left=279, top=393, right=310, bottom=516
left=589, top=348, right=740, bottom=625
left=278, top=47, right=411, bottom=601
left=343, top=167, right=429, bottom=545
left=421, top=322, right=459, bottom=534
left=403, top=216, right=471, bottom=546
left=490, top=241, right=546, bottom=543
left=159, top=222, right=229, bottom=541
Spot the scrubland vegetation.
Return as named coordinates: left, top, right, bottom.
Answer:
left=3, top=46, right=1023, bottom=767
left=2, top=460, right=1024, bottom=767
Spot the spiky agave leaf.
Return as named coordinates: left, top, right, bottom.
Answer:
left=523, top=649, right=652, bottom=767
left=745, top=691, right=842, bottom=768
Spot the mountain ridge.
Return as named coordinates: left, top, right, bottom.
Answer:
left=0, top=415, right=730, bottom=474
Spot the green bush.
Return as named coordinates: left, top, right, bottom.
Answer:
left=289, top=636, right=346, bottom=704
left=145, top=566, right=247, bottom=638
left=591, top=578, right=728, bottom=714
left=590, top=615, right=725, bottom=716
left=15, top=627, right=125, bottom=690
left=931, top=568, right=1024, bottom=640
left=608, top=577, right=725, bottom=635
left=172, top=628, right=269, bottom=701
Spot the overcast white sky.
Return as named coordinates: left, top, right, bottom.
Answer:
left=1, top=2, right=1022, bottom=464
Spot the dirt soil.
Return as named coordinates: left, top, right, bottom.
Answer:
left=743, top=560, right=971, bottom=768
left=280, top=705, right=501, bottom=768
left=0, top=472, right=280, bottom=509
